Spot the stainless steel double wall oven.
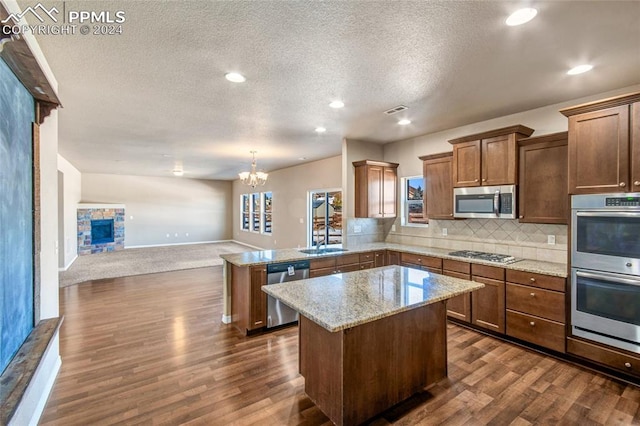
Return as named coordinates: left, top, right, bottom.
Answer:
left=571, top=193, right=640, bottom=353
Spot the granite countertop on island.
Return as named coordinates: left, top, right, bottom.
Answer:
left=220, top=242, right=568, bottom=278
left=262, top=265, right=484, bottom=332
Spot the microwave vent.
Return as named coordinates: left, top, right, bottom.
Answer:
left=384, top=105, right=408, bottom=115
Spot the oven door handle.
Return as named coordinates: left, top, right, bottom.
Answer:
left=576, top=270, right=640, bottom=286
left=493, top=190, right=500, bottom=217
left=576, top=211, right=640, bottom=218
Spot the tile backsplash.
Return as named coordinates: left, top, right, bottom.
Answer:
left=344, top=217, right=567, bottom=264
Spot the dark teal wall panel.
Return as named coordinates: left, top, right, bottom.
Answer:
left=0, top=59, right=35, bottom=373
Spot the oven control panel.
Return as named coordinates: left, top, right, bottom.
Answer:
left=605, top=197, right=640, bottom=207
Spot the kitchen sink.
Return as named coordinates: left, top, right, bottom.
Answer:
left=298, top=247, right=348, bottom=255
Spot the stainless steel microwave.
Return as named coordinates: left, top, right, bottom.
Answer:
left=453, top=185, right=516, bottom=219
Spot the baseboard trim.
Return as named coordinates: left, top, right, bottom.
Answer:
left=58, top=255, right=77, bottom=272
left=125, top=240, right=234, bottom=249
left=230, top=240, right=264, bottom=250
left=221, top=314, right=232, bottom=324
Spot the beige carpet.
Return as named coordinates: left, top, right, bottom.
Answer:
left=59, top=242, right=255, bottom=287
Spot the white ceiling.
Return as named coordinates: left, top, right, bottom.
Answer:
left=20, top=0, right=640, bottom=180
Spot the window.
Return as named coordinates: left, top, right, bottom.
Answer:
left=251, top=193, right=260, bottom=232
left=402, top=176, right=427, bottom=226
left=262, top=192, right=272, bottom=234
left=241, top=194, right=250, bottom=231
left=309, top=190, right=342, bottom=247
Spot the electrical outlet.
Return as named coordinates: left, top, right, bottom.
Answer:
left=547, top=235, right=556, bottom=245
left=354, top=225, right=362, bottom=233
left=175, top=233, right=178, bottom=237
left=166, top=234, right=170, bottom=238
left=442, top=228, right=448, bottom=236
left=185, top=232, right=189, bottom=237
left=391, top=224, right=396, bottom=232
left=299, top=218, right=303, bottom=224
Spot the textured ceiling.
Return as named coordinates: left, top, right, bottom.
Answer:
left=18, top=0, right=640, bottom=180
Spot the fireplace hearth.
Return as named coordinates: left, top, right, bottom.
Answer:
left=78, top=204, right=125, bottom=254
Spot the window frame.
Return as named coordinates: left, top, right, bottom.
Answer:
left=251, top=192, right=261, bottom=233
left=240, top=194, right=250, bottom=231
left=401, top=175, right=428, bottom=227
left=262, top=192, right=272, bottom=235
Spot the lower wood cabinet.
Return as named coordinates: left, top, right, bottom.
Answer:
left=442, top=259, right=471, bottom=323
left=567, top=337, right=640, bottom=379
left=471, top=264, right=505, bottom=334
left=505, top=270, right=566, bottom=353
left=230, top=264, right=267, bottom=335
left=386, top=250, right=400, bottom=266
left=400, top=252, right=442, bottom=271
left=310, top=253, right=360, bottom=277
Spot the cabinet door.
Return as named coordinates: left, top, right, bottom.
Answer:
left=382, top=167, right=397, bottom=217
left=368, top=165, right=384, bottom=217
left=452, top=140, right=481, bottom=187
left=250, top=266, right=267, bottom=330
left=471, top=276, right=505, bottom=333
left=386, top=250, right=400, bottom=265
left=568, top=105, right=630, bottom=194
left=482, top=134, right=517, bottom=185
left=519, top=136, right=568, bottom=224
left=374, top=251, right=385, bottom=267
left=424, top=155, right=454, bottom=220
left=632, top=102, right=640, bottom=191
left=442, top=270, right=471, bottom=323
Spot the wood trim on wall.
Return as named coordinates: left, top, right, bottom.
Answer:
left=32, top=121, right=41, bottom=323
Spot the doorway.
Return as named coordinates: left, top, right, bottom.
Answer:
left=308, top=190, right=342, bottom=247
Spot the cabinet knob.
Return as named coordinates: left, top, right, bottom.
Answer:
left=474, top=179, right=479, bottom=182
left=530, top=277, right=536, bottom=282
left=482, top=178, right=487, bottom=182
left=530, top=292, right=536, bottom=297
left=450, top=214, right=453, bottom=216
left=619, top=182, right=626, bottom=187
left=519, top=215, right=523, bottom=219
left=625, top=362, right=632, bottom=369
left=635, top=181, right=640, bottom=186
left=375, top=254, right=379, bottom=257
left=529, top=321, right=535, bottom=327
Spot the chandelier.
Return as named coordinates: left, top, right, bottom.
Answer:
left=239, top=151, right=268, bottom=188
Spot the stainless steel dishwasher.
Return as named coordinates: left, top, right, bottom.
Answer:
left=266, top=260, right=310, bottom=328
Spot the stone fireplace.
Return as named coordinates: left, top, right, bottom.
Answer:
left=77, top=204, right=125, bottom=254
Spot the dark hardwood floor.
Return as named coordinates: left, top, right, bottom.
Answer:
left=40, top=266, right=640, bottom=425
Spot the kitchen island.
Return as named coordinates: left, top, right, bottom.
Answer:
left=263, top=265, right=483, bottom=426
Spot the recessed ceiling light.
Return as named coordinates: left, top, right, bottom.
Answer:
left=315, top=127, right=327, bottom=133
left=506, top=8, right=537, bottom=26
left=162, top=154, right=172, bottom=158
left=298, top=157, right=307, bottom=161
left=398, top=119, right=411, bottom=126
left=567, top=64, right=593, bottom=75
left=172, top=169, right=184, bottom=177
left=225, top=72, right=246, bottom=83
left=329, top=100, right=344, bottom=109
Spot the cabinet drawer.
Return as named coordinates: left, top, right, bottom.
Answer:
left=443, top=259, right=471, bottom=274
left=337, top=263, right=360, bottom=274
left=359, top=261, right=374, bottom=270
left=506, top=269, right=566, bottom=292
left=423, top=266, right=442, bottom=274
left=400, top=252, right=442, bottom=269
left=472, top=264, right=505, bottom=281
left=442, top=270, right=470, bottom=280
left=506, top=310, right=565, bottom=353
left=359, top=252, right=375, bottom=263
left=336, top=253, right=360, bottom=266
left=310, top=257, right=335, bottom=270
left=567, top=337, right=640, bottom=378
left=506, top=283, right=565, bottom=323
left=310, top=267, right=334, bottom=278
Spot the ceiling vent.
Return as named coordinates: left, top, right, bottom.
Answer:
left=384, top=105, right=408, bottom=115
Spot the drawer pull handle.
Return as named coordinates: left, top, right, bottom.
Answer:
left=635, top=181, right=640, bottom=186
left=619, top=182, right=626, bottom=187
left=530, top=292, right=536, bottom=297
left=530, top=277, right=536, bottom=282
left=529, top=321, right=535, bottom=326
left=625, top=362, right=632, bottom=369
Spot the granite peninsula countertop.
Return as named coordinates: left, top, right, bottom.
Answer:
left=220, top=242, right=568, bottom=278
left=262, top=265, right=484, bottom=332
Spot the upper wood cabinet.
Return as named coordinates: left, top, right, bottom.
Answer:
left=353, top=160, right=399, bottom=218
left=518, top=132, right=568, bottom=224
left=419, top=152, right=454, bottom=220
left=560, top=92, right=640, bottom=194
left=449, top=125, right=534, bottom=187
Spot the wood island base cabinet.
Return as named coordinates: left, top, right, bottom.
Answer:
left=299, top=302, right=447, bottom=426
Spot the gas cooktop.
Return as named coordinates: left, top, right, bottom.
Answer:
left=448, top=250, right=519, bottom=264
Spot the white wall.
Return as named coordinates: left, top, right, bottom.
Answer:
left=232, top=156, right=342, bottom=250
left=81, top=174, right=232, bottom=247
left=57, top=155, right=81, bottom=269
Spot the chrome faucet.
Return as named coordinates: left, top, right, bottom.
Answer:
left=317, top=236, right=327, bottom=251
